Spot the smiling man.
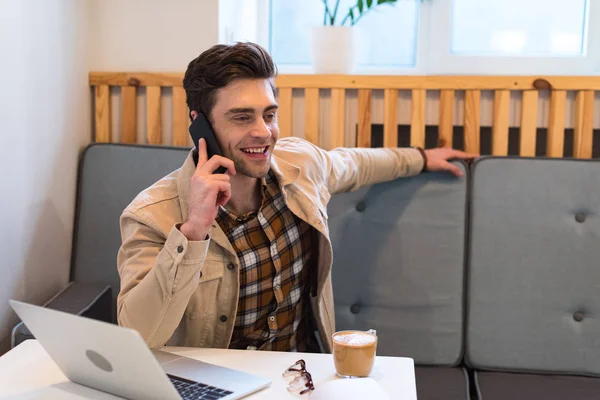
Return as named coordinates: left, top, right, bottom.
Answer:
left=116, top=42, right=476, bottom=353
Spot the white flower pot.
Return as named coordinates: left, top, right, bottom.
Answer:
left=310, top=26, right=356, bottom=74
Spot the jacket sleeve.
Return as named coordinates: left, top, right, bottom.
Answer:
left=116, top=210, right=209, bottom=349
left=319, top=146, right=425, bottom=194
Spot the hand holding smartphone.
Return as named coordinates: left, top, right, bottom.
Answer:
left=189, top=113, right=227, bottom=174
left=179, top=113, right=236, bottom=241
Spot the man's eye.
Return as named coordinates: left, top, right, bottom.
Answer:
left=264, top=113, right=276, bottom=121
left=234, top=115, right=251, bottom=122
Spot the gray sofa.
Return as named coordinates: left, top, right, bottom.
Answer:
left=11, top=143, right=600, bottom=399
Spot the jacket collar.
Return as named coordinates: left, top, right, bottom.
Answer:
left=270, top=153, right=301, bottom=188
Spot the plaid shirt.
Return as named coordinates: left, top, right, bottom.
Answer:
left=216, top=170, right=316, bottom=352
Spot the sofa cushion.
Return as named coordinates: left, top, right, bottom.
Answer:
left=328, top=162, right=468, bottom=365
left=474, top=371, right=600, bottom=400
left=416, top=367, right=469, bottom=400
left=71, top=144, right=189, bottom=322
left=466, top=157, right=600, bottom=375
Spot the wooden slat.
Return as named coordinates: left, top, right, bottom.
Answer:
left=410, top=89, right=426, bottom=147
left=94, top=85, right=110, bottom=143
left=172, top=86, right=189, bottom=147
left=464, top=90, right=480, bottom=154
left=146, top=86, right=162, bottom=145
left=492, top=90, right=510, bottom=156
left=519, top=91, right=538, bottom=156
left=547, top=90, right=566, bottom=158
left=90, top=72, right=184, bottom=87
left=383, top=89, right=398, bottom=148
left=91, top=72, right=600, bottom=91
left=330, top=88, right=345, bottom=149
left=357, top=89, right=372, bottom=148
left=573, top=90, right=595, bottom=159
left=439, top=90, right=454, bottom=147
left=275, top=75, right=600, bottom=90
left=277, top=88, right=293, bottom=138
left=304, top=88, right=319, bottom=145
left=120, top=86, right=137, bottom=144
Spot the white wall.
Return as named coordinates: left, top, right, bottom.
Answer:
left=0, top=0, right=91, bottom=353
left=88, top=0, right=219, bottom=71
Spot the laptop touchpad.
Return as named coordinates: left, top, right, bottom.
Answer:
left=152, top=350, right=183, bottom=366
left=164, top=356, right=262, bottom=392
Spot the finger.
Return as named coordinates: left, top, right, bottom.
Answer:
left=217, top=190, right=231, bottom=206
left=213, top=181, right=231, bottom=205
left=197, top=138, right=208, bottom=166
left=443, top=161, right=463, bottom=177
left=201, top=155, right=236, bottom=175
left=207, top=173, right=230, bottom=182
left=450, top=149, right=479, bottom=159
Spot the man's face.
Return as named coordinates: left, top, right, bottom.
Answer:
left=209, top=78, right=279, bottom=179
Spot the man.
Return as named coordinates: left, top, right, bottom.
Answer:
left=116, top=42, right=476, bottom=354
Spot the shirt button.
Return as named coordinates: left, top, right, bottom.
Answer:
left=274, top=285, right=281, bottom=291
left=269, top=316, right=275, bottom=322
left=220, top=315, right=228, bottom=322
left=227, top=263, right=235, bottom=271
left=177, top=245, right=184, bottom=253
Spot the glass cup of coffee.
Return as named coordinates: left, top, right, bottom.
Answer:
left=332, top=329, right=378, bottom=378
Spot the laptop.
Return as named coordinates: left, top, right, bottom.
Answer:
left=9, top=299, right=271, bottom=400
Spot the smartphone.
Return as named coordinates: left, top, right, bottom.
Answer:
left=189, top=112, right=227, bottom=174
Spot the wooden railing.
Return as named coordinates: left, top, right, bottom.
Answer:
left=89, top=73, right=600, bottom=158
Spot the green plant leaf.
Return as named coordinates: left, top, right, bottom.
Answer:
left=341, top=0, right=407, bottom=26
left=331, top=0, right=341, bottom=24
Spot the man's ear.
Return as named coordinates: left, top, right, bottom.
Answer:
left=190, top=110, right=198, bottom=121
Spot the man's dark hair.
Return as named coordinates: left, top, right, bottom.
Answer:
left=183, top=42, right=277, bottom=121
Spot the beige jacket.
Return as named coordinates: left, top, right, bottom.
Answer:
left=117, top=137, right=424, bottom=352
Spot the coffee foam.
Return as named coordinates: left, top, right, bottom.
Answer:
left=333, top=332, right=377, bottom=346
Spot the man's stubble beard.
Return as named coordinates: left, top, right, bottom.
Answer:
left=229, top=153, right=271, bottom=179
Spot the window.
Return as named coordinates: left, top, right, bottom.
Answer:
left=269, top=0, right=420, bottom=68
left=427, top=0, right=599, bottom=74
left=451, top=0, right=588, bottom=56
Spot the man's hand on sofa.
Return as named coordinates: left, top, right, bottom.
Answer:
left=423, top=148, right=479, bottom=177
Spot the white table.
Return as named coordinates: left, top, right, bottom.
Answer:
left=0, top=340, right=416, bottom=399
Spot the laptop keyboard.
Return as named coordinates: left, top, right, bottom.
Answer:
left=168, top=374, right=233, bottom=400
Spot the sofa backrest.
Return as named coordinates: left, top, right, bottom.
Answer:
left=72, top=145, right=600, bottom=374
left=466, top=157, right=600, bottom=376
left=328, top=162, right=468, bottom=366
left=71, top=144, right=190, bottom=322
